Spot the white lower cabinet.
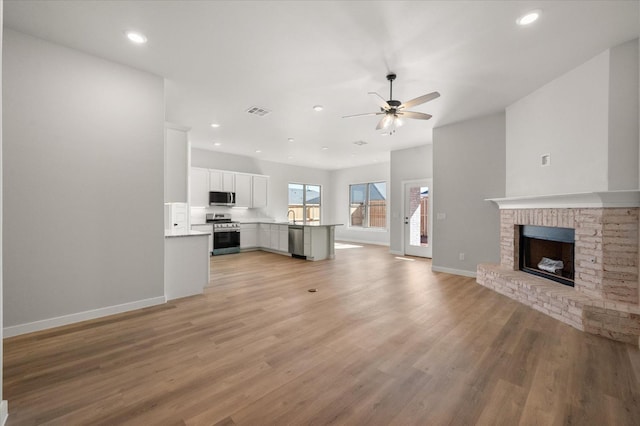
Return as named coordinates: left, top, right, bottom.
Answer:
left=240, top=223, right=258, bottom=249
left=304, top=227, right=311, bottom=257
left=255, top=224, right=289, bottom=253
left=270, top=225, right=279, bottom=250
left=259, top=223, right=270, bottom=248
left=278, top=225, right=288, bottom=252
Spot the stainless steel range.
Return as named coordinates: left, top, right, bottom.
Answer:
left=206, top=213, right=240, bottom=255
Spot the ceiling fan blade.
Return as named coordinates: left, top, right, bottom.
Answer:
left=342, top=112, right=384, bottom=119
left=399, top=91, right=440, bottom=109
left=399, top=111, right=432, bottom=120
left=368, top=92, right=391, bottom=110
left=376, top=114, right=393, bottom=130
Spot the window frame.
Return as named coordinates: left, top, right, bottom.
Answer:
left=349, top=181, right=387, bottom=229
left=288, top=182, right=322, bottom=225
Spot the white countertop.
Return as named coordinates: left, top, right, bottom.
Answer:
left=190, top=219, right=342, bottom=227
left=165, top=230, right=211, bottom=238
left=282, top=223, right=343, bottom=227
left=238, top=221, right=343, bottom=227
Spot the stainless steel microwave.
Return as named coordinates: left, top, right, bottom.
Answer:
left=209, top=191, right=236, bottom=206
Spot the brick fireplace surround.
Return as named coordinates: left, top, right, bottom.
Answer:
left=477, top=192, right=640, bottom=347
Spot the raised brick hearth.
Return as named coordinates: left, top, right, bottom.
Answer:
left=477, top=205, right=640, bottom=346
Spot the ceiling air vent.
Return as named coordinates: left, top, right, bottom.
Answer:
left=353, top=140, right=368, bottom=146
left=246, top=106, right=271, bottom=116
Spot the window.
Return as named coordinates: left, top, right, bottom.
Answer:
left=350, top=182, right=386, bottom=228
left=288, top=183, right=321, bottom=224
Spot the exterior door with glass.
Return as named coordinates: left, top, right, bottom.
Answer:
left=404, top=180, right=432, bottom=258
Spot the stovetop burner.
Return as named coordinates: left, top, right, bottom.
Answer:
left=206, top=213, right=234, bottom=223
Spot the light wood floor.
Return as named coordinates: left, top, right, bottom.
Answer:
left=4, top=244, right=640, bottom=425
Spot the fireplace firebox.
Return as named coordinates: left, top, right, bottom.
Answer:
left=519, top=225, right=575, bottom=287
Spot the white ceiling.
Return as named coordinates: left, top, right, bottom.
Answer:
left=4, top=1, right=639, bottom=170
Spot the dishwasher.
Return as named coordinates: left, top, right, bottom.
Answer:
left=288, top=225, right=305, bottom=259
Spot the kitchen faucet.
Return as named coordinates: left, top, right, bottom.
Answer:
left=287, top=209, right=296, bottom=224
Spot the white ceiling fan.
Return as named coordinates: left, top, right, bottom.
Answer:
left=343, top=73, right=440, bottom=134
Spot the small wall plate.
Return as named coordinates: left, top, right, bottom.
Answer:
left=541, top=154, right=551, bottom=167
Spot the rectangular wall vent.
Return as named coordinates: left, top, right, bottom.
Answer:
left=353, top=140, right=368, bottom=146
left=246, top=106, right=271, bottom=116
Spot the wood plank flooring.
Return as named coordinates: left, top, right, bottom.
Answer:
left=4, top=244, right=640, bottom=425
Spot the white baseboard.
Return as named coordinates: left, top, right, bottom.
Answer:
left=1, top=400, right=7, bottom=425
left=3, top=296, right=166, bottom=338
left=431, top=265, right=477, bottom=278
left=335, top=239, right=389, bottom=247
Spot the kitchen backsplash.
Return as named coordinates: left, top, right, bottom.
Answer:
left=190, top=206, right=269, bottom=224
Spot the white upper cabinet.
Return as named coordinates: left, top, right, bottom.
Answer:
left=189, top=167, right=268, bottom=209
left=190, top=167, right=209, bottom=207
left=252, top=175, right=268, bottom=209
left=209, top=170, right=235, bottom=192
left=235, top=173, right=253, bottom=207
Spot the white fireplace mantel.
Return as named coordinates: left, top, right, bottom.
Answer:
left=486, top=190, right=640, bottom=209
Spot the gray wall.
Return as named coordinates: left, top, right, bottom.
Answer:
left=3, top=30, right=165, bottom=328
left=432, top=113, right=505, bottom=276
left=506, top=50, right=609, bottom=196
left=389, top=145, right=433, bottom=254
left=164, top=126, right=189, bottom=203
left=506, top=38, right=639, bottom=197
left=0, top=0, right=4, bottom=410
left=331, top=162, right=390, bottom=245
left=191, top=148, right=262, bottom=175
left=608, top=38, right=639, bottom=190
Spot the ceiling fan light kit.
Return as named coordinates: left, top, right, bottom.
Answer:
left=343, top=73, right=439, bottom=134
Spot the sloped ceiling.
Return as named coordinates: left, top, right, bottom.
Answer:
left=4, top=1, right=639, bottom=169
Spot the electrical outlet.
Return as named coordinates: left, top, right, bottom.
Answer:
left=541, top=153, right=550, bottom=167
left=459, top=252, right=465, bottom=261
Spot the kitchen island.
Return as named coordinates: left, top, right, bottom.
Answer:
left=164, top=230, right=210, bottom=300
left=287, top=223, right=342, bottom=261
left=237, top=221, right=342, bottom=261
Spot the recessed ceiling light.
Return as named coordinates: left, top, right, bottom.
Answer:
left=210, top=123, right=220, bottom=128
left=516, top=10, right=541, bottom=26
left=321, top=146, right=329, bottom=150
left=313, top=105, right=324, bottom=112
left=288, top=138, right=294, bottom=142
left=126, top=31, right=147, bottom=44
left=255, top=150, right=262, bottom=153
left=213, top=142, right=222, bottom=146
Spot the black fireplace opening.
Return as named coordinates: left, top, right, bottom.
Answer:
left=519, top=225, right=575, bottom=287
